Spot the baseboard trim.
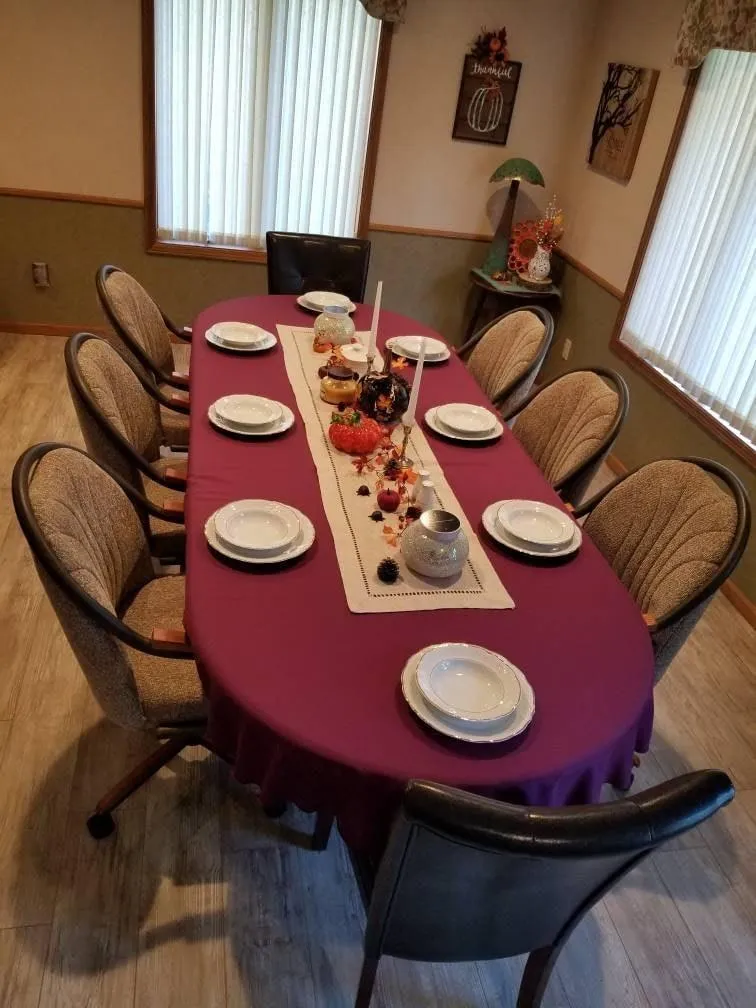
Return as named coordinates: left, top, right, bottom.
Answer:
left=0, top=321, right=107, bottom=338
left=605, top=454, right=754, bottom=627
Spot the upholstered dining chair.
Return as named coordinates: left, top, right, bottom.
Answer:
left=95, top=264, right=192, bottom=392
left=12, top=442, right=202, bottom=838
left=266, top=231, right=371, bottom=303
left=574, top=458, right=751, bottom=682
left=65, top=332, right=189, bottom=560
left=458, top=306, right=554, bottom=414
left=13, top=443, right=335, bottom=850
left=349, top=772, right=734, bottom=1008
left=502, top=367, right=629, bottom=505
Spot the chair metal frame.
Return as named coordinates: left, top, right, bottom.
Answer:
left=95, top=264, right=191, bottom=391
left=501, top=366, right=630, bottom=505
left=457, top=305, right=555, bottom=410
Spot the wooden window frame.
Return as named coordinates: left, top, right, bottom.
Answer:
left=609, top=65, right=754, bottom=471
left=141, top=0, right=392, bottom=265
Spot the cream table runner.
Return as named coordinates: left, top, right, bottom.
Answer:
left=277, top=325, right=515, bottom=614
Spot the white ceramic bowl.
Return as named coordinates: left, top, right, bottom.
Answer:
left=214, top=500, right=300, bottom=555
left=415, top=643, right=521, bottom=723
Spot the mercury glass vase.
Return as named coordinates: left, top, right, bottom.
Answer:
left=401, top=510, right=469, bottom=579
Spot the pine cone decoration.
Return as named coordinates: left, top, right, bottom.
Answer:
left=370, top=510, right=384, bottom=522
left=405, top=505, right=422, bottom=521
left=356, top=484, right=371, bottom=496
left=377, top=557, right=400, bottom=584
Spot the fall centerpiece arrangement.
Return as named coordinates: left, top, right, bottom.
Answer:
left=519, top=196, right=564, bottom=288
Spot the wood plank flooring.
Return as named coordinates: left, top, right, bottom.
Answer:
left=0, top=331, right=754, bottom=1008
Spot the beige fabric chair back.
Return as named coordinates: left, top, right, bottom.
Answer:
left=68, top=337, right=163, bottom=487
left=583, top=460, right=738, bottom=622
left=27, top=447, right=154, bottom=731
left=512, top=371, right=619, bottom=486
left=467, top=311, right=547, bottom=411
left=102, top=269, right=174, bottom=375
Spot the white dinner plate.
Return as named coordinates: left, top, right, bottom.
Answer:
left=209, top=322, right=269, bottom=347
left=385, top=335, right=450, bottom=361
left=482, top=502, right=582, bottom=558
left=297, top=292, right=356, bottom=313
left=213, top=395, right=283, bottom=429
left=205, top=506, right=315, bottom=565
left=208, top=402, right=295, bottom=437
left=496, top=500, right=574, bottom=550
left=214, top=500, right=300, bottom=555
left=416, top=643, right=521, bottom=723
left=425, top=407, right=503, bottom=442
left=435, top=402, right=497, bottom=435
left=401, top=651, right=535, bottom=744
left=205, top=327, right=277, bottom=353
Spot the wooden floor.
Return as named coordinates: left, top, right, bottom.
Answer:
left=0, top=331, right=754, bottom=1008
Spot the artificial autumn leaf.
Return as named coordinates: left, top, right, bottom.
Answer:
left=393, top=356, right=409, bottom=371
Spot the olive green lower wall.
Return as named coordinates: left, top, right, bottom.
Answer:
left=543, top=262, right=754, bottom=601
left=0, top=195, right=483, bottom=344
left=0, top=194, right=752, bottom=599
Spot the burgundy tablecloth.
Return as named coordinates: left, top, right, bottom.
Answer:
left=186, top=295, right=654, bottom=853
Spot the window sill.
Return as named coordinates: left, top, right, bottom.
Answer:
left=611, top=338, right=755, bottom=471
left=148, top=239, right=267, bottom=265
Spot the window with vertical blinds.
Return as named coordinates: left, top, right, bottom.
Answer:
left=620, top=49, right=756, bottom=450
left=153, top=0, right=381, bottom=249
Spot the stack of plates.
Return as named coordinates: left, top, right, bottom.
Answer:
left=208, top=394, right=294, bottom=437
left=205, top=499, right=315, bottom=565
left=425, top=402, right=503, bottom=442
left=482, top=499, right=582, bottom=558
left=385, top=334, right=450, bottom=362
left=401, top=643, right=535, bottom=743
left=205, top=322, right=277, bottom=352
left=297, top=291, right=356, bottom=314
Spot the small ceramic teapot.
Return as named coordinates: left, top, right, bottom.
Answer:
left=401, top=509, right=469, bottom=579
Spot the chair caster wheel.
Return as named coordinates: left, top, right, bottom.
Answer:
left=87, top=812, right=116, bottom=839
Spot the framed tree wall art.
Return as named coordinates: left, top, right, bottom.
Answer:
left=452, top=28, right=522, bottom=146
left=588, top=63, right=659, bottom=182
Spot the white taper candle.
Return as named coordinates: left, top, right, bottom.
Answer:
left=403, top=337, right=426, bottom=426
left=367, top=280, right=382, bottom=358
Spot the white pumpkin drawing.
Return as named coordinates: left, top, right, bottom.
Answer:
left=467, top=82, right=504, bottom=133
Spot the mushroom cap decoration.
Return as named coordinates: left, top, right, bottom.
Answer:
left=489, top=158, right=545, bottom=186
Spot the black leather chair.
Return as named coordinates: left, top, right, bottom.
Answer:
left=350, top=772, right=734, bottom=1007
left=265, top=231, right=371, bottom=303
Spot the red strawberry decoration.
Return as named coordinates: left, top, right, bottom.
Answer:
left=377, top=488, right=400, bottom=513
left=328, top=409, right=382, bottom=455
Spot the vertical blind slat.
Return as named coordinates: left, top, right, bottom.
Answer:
left=154, top=0, right=380, bottom=245
left=621, top=49, right=756, bottom=446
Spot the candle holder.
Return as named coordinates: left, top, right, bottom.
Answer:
left=397, top=422, right=414, bottom=470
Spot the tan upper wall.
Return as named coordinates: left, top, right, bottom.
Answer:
left=558, top=0, right=688, bottom=293
left=370, top=0, right=599, bottom=235
left=0, top=0, right=143, bottom=202
left=0, top=0, right=686, bottom=296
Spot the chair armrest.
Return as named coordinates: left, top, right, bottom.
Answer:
left=167, top=391, right=191, bottom=413
left=152, top=627, right=187, bottom=645
left=163, top=498, right=185, bottom=518
left=163, top=465, right=187, bottom=487
left=642, top=613, right=658, bottom=631
left=167, top=372, right=191, bottom=390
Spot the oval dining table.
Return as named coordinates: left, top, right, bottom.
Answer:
left=185, top=294, right=654, bottom=855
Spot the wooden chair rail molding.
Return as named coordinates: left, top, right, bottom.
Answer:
left=0, top=187, right=143, bottom=208
left=605, top=453, right=755, bottom=629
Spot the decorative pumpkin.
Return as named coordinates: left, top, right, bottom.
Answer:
left=328, top=410, right=382, bottom=455
left=357, top=368, right=410, bottom=425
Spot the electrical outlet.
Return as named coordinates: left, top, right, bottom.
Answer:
left=561, top=337, right=572, bottom=361
left=32, top=262, right=50, bottom=288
